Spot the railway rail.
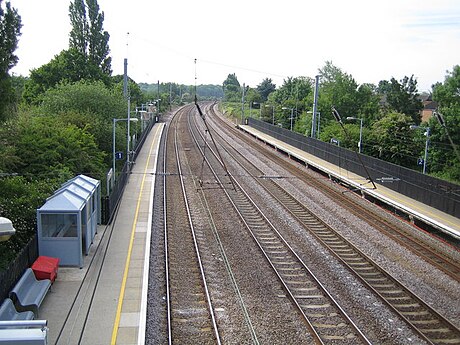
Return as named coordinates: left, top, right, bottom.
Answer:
left=208, top=103, right=460, bottom=282
left=200, top=102, right=460, bottom=345
left=189, top=103, right=372, bottom=344
left=162, top=106, right=220, bottom=344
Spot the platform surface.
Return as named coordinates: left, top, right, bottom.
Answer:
left=37, top=122, right=164, bottom=345
left=239, top=125, right=460, bottom=239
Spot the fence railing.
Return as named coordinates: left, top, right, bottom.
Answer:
left=0, top=115, right=160, bottom=305
left=0, top=236, right=38, bottom=305
left=101, top=116, right=157, bottom=224
left=247, top=117, right=460, bottom=218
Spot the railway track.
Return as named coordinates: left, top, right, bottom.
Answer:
left=208, top=103, right=460, bottom=282
left=189, top=103, right=372, bottom=344
left=163, top=106, right=220, bottom=344
left=202, top=102, right=460, bottom=345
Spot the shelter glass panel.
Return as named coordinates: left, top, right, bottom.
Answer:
left=41, top=213, right=78, bottom=238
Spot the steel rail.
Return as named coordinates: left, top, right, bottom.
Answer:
left=190, top=103, right=372, bottom=345
left=173, top=108, right=221, bottom=344
left=204, top=102, right=460, bottom=345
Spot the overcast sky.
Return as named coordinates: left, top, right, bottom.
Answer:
left=9, top=0, right=460, bottom=92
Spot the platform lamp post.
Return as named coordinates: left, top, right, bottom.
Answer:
left=307, top=110, right=321, bottom=138
left=410, top=125, right=430, bottom=174
left=346, top=117, right=363, bottom=153
left=282, top=107, right=294, bottom=131
left=0, top=217, right=16, bottom=242
left=113, top=117, right=139, bottom=182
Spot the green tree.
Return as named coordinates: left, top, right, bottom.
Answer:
left=317, top=61, right=360, bottom=120
left=0, top=176, right=61, bottom=268
left=377, top=75, right=423, bottom=124
left=13, top=113, right=105, bottom=179
left=257, top=78, right=276, bottom=102
left=69, top=0, right=111, bottom=74
left=23, top=48, right=108, bottom=104
left=367, top=112, right=421, bottom=167
left=430, top=65, right=460, bottom=183
left=39, top=80, right=126, bottom=161
left=223, top=73, right=241, bottom=101
left=0, top=0, right=21, bottom=121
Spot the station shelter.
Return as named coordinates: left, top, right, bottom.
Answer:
left=36, top=175, right=101, bottom=268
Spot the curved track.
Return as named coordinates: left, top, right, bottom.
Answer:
left=201, top=102, right=460, bottom=345
left=190, top=103, right=371, bottom=344
left=212, top=104, right=460, bottom=282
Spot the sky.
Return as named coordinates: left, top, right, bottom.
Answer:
left=8, top=0, right=460, bottom=92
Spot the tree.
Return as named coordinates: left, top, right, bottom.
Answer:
left=367, top=112, right=421, bottom=167
left=377, top=75, right=423, bottom=124
left=23, top=48, right=108, bottom=104
left=257, top=78, right=276, bottom=102
left=318, top=61, right=361, bottom=120
left=13, top=113, right=106, bottom=179
left=0, top=0, right=21, bottom=121
left=69, top=0, right=111, bottom=75
left=223, top=73, right=241, bottom=101
left=429, top=66, right=460, bottom=183
left=38, top=80, right=127, bottom=161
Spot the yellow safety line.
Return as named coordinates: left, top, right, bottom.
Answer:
left=111, top=125, right=160, bottom=344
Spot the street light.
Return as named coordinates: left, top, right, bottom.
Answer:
left=410, top=125, right=430, bottom=174
left=282, top=107, right=294, bottom=131
left=346, top=117, right=363, bottom=153
left=113, top=117, right=139, bottom=182
left=307, top=111, right=321, bottom=138
left=0, top=217, right=15, bottom=242
left=265, top=104, right=275, bottom=125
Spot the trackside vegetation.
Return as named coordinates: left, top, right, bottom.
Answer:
left=0, top=0, right=458, bottom=272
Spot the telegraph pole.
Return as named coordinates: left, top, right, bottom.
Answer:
left=241, top=83, right=245, bottom=125
left=311, top=75, right=320, bottom=138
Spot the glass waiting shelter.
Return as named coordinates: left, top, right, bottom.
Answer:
left=37, top=175, right=101, bottom=268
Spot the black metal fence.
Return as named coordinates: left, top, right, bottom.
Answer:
left=0, top=236, right=38, bottom=305
left=247, top=118, right=460, bottom=218
left=101, top=116, right=158, bottom=224
left=0, top=116, right=159, bottom=304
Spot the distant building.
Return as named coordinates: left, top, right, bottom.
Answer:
left=419, top=93, right=438, bottom=123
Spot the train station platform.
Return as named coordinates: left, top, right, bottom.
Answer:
left=37, top=122, right=165, bottom=345
left=239, top=125, right=460, bottom=240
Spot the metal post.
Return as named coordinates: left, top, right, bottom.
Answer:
left=358, top=119, right=363, bottom=153
left=317, top=112, right=321, bottom=138
left=423, top=128, right=430, bottom=174
left=113, top=118, right=116, bottom=180
left=241, top=83, right=245, bottom=125
left=123, top=58, right=128, bottom=98
left=127, top=96, right=131, bottom=167
left=290, top=108, right=294, bottom=131
left=311, top=75, right=320, bottom=137
left=410, top=125, right=430, bottom=174
left=169, top=83, right=172, bottom=111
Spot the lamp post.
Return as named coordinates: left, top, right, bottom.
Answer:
left=282, top=107, right=294, bottom=131
left=113, top=117, right=139, bottom=181
left=346, top=117, right=363, bottom=153
left=0, top=217, right=16, bottom=242
left=307, top=111, right=321, bottom=138
left=156, top=99, right=161, bottom=118
left=410, top=125, right=430, bottom=174
left=265, top=104, right=275, bottom=125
